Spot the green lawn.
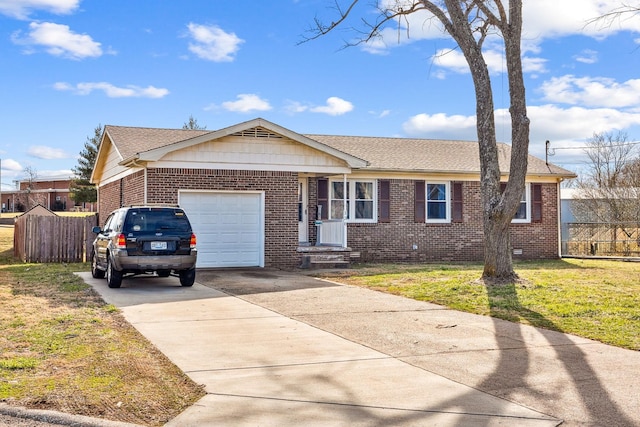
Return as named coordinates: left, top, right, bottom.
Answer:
left=317, top=258, right=640, bottom=350
left=0, top=227, right=204, bottom=425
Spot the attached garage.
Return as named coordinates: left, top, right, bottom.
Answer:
left=179, top=191, right=264, bottom=268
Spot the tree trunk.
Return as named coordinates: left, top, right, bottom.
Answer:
left=483, top=212, right=517, bottom=280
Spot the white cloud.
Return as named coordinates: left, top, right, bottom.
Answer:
left=0, top=158, right=23, bottom=172
left=528, top=104, right=640, bottom=141
left=310, top=97, right=354, bottom=116
left=221, top=94, right=271, bottom=113
left=402, top=104, right=640, bottom=163
left=574, top=49, right=599, bottom=64
left=27, top=145, right=69, bottom=159
left=523, top=0, right=640, bottom=40
left=403, top=112, right=477, bottom=139
left=283, top=100, right=309, bottom=114
left=431, top=47, right=546, bottom=75
left=12, top=22, right=102, bottom=60
left=367, top=109, right=391, bottom=119
left=361, top=1, right=639, bottom=76
left=539, top=75, right=640, bottom=108
left=32, top=169, right=74, bottom=179
left=54, top=82, right=170, bottom=98
left=186, top=23, right=244, bottom=62
left=0, top=0, right=79, bottom=19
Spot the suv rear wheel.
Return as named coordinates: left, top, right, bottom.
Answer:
left=106, top=255, right=123, bottom=288
left=179, top=268, right=196, bottom=287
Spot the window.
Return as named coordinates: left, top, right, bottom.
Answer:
left=427, top=183, right=448, bottom=221
left=328, top=179, right=376, bottom=222
left=514, top=189, right=528, bottom=221
left=501, top=183, right=542, bottom=223
left=415, top=181, right=451, bottom=223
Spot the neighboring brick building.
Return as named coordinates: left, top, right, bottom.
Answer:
left=1, top=176, right=96, bottom=213
left=91, top=118, right=576, bottom=269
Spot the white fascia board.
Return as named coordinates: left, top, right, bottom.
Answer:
left=91, top=130, right=124, bottom=184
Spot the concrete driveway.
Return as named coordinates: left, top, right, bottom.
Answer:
left=78, top=269, right=640, bottom=426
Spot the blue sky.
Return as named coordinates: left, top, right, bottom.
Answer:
left=1, top=0, right=640, bottom=188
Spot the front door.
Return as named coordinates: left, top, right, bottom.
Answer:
left=298, top=178, right=308, bottom=243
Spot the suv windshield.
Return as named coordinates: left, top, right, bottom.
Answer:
left=123, top=208, right=192, bottom=234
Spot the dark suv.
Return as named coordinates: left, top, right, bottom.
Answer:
left=91, top=206, right=197, bottom=288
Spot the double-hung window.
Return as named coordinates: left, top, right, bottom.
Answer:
left=329, top=180, right=376, bottom=222
left=513, top=186, right=529, bottom=222
left=415, top=181, right=451, bottom=223
left=502, top=183, right=543, bottom=223
left=427, top=183, right=448, bottom=221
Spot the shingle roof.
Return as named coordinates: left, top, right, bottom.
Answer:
left=103, top=124, right=575, bottom=178
left=305, top=134, right=575, bottom=177
left=104, top=125, right=209, bottom=161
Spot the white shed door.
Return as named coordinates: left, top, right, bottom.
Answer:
left=180, top=192, right=264, bottom=268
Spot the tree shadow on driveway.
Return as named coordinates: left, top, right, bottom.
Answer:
left=480, top=280, right=635, bottom=426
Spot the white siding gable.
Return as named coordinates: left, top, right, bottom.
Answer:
left=154, top=134, right=351, bottom=174
left=101, top=140, right=129, bottom=182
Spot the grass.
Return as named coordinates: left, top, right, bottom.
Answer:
left=0, top=226, right=205, bottom=426
left=316, top=259, right=640, bottom=350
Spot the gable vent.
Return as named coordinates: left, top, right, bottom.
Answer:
left=230, top=127, right=283, bottom=139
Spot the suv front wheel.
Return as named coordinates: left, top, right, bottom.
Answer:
left=106, top=255, right=123, bottom=288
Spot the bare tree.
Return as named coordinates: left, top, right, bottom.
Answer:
left=306, top=1, right=529, bottom=281
left=593, top=2, right=640, bottom=26
left=21, top=166, right=38, bottom=211
left=574, top=132, right=640, bottom=251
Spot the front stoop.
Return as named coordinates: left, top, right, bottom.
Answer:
left=298, top=245, right=353, bottom=269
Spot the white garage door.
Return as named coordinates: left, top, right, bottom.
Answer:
left=180, top=192, right=264, bottom=268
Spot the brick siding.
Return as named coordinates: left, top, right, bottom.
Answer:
left=98, top=170, right=559, bottom=268
left=96, top=171, right=145, bottom=225
left=146, top=168, right=299, bottom=269
left=309, top=178, right=559, bottom=263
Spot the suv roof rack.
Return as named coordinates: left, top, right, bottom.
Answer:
left=127, top=204, right=181, bottom=208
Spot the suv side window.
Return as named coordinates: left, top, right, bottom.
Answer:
left=112, top=211, right=125, bottom=232
left=102, top=213, right=116, bottom=232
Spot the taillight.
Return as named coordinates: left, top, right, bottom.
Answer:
left=116, top=233, right=127, bottom=248
left=190, top=233, right=197, bottom=249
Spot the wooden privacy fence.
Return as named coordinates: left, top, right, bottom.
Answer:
left=14, top=215, right=98, bottom=263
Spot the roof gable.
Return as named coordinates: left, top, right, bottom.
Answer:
left=117, top=118, right=367, bottom=169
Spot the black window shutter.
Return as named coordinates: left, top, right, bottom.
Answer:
left=415, top=181, right=425, bottom=222
left=317, top=178, right=328, bottom=220
left=532, top=184, right=543, bottom=223
left=452, top=182, right=463, bottom=222
left=379, top=180, right=390, bottom=223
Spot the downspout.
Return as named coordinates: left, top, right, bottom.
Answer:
left=129, top=159, right=148, bottom=204
left=144, top=166, right=148, bottom=205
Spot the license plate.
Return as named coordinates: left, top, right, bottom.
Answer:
left=151, top=241, right=167, bottom=250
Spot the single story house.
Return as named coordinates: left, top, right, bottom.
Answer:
left=90, top=117, right=576, bottom=269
